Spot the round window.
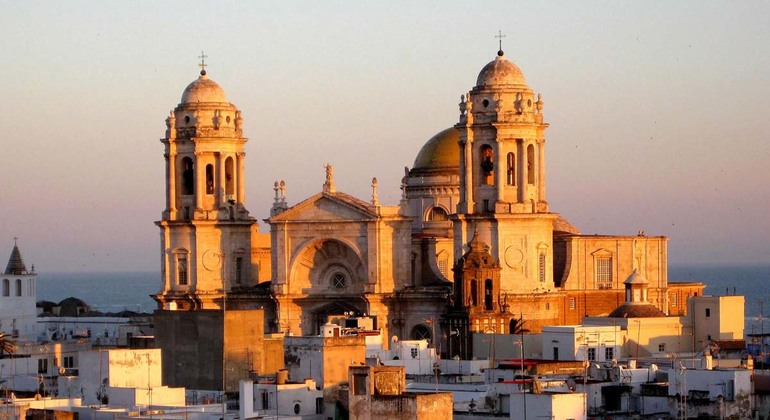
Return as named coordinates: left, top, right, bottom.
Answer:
left=294, top=403, right=300, bottom=414
left=331, top=272, right=346, bottom=289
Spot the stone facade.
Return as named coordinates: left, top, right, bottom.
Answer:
left=151, top=49, right=705, bottom=380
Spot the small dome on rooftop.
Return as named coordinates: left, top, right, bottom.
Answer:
left=608, top=304, right=667, bottom=319
left=181, top=71, right=228, bottom=104
left=412, top=128, right=459, bottom=172
left=476, top=51, right=527, bottom=87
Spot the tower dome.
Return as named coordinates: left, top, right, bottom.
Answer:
left=180, top=71, right=228, bottom=104
left=412, top=127, right=460, bottom=173
left=475, top=51, right=527, bottom=87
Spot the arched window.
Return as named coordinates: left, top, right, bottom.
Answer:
left=506, top=152, right=516, bottom=185
left=205, top=164, right=214, bottom=195
left=470, top=279, right=478, bottom=307
left=15, top=279, right=22, bottom=296
left=411, top=324, right=432, bottom=342
left=225, top=157, right=234, bottom=195
left=181, top=157, right=194, bottom=195
left=484, top=279, right=494, bottom=311
left=527, top=144, right=535, bottom=185
left=480, top=145, right=494, bottom=185
left=427, top=207, right=448, bottom=221
left=2, top=279, right=8, bottom=296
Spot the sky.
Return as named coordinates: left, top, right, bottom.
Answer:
left=0, top=1, right=768, bottom=272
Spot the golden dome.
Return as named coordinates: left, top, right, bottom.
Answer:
left=181, top=71, right=228, bottom=104
left=412, top=127, right=459, bottom=172
left=476, top=51, right=527, bottom=87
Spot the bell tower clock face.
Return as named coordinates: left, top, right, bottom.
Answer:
left=202, top=249, right=221, bottom=271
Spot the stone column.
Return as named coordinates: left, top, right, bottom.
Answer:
left=169, top=153, right=177, bottom=212
left=517, top=139, right=526, bottom=203
left=195, top=152, right=203, bottom=209
left=458, top=139, right=467, bottom=211
left=538, top=139, right=546, bottom=203
left=465, top=135, right=474, bottom=213
left=495, top=142, right=504, bottom=204
left=237, top=152, right=246, bottom=205
left=216, top=152, right=225, bottom=205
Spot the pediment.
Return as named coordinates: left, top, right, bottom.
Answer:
left=270, top=192, right=378, bottom=222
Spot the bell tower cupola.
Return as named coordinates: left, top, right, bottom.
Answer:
left=456, top=49, right=548, bottom=215
left=161, top=67, right=249, bottom=222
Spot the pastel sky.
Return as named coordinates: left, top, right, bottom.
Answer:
left=1, top=1, right=768, bottom=272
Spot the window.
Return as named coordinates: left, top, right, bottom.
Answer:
left=412, top=325, right=431, bottom=342
left=427, top=207, right=448, bottom=221
left=261, top=391, right=269, bottom=409
left=484, top=279, right=494, bottom=311
left=315, top=397, right=324, bottom=414
left=353, top=374, right=368, bottom=395
left=705, top=308, right=711, bottom=318
left=438, top=258, right=448, bottom=278
left=38, top=358, right=48, bottom=374
left=2, top=279, right=8, bottom=296
left=671, top=293, right=677, bottom=307
left=658, top=343, right=666, bottom=352
left=181, top=157, right=194, bottom=195
left=527, top=144, right=535, bottom=185
left=177, top=254, right=188, bottom=286
left=506, top=152, right=516, bottom=185
left=480, top=145, right=494, bottom=185
left=225, top=157, right=234, bottom=195
left=331, top=273, right=346, bottom=289
left=205, top=164, right=214, bottom=194
left=596, top=257, right=612, bottom=289
left=539, top=253, right=546, bottom=282
left=15, top=279, right=21, bottom=296
left=235, top=257, right=243, bottom=284
left=470, top=279, right=478, bottom=306
left=587, top=348, right=596, bottom=361
left=545, top=302, right=550, bottom=310
left=605, top=347, right=614, bottom=361
left=553, top=347, right=559, bottom=360
left=294, top=404, right=300, bottom=415
left=569, top=297, right=576, bottom=310
left=63, top=356, right=74, bottom=368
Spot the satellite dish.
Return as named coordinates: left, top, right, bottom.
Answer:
left=391, top=335, right=399, bottom=343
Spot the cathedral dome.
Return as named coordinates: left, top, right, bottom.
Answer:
left=412, top=127, right=459, bottom=172
left=476, top=51, right=527, bottom=87
left=181, top=71, right=228, bottom=104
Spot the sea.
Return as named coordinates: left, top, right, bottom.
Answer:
left=36, top=264, right=770, bottom=331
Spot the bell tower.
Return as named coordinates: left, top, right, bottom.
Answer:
left=453, top=49, right=556, bottom=294
left=154, top=67, right=255, bottom=310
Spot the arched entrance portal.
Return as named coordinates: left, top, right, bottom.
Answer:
left=311, top=299, right=367, bottom=335
left=288, top=238, right=369, bottom=335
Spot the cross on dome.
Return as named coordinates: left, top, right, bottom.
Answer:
left=495, top=30, right=506, bottom=55
left=198, top=51, right=208, bottom=76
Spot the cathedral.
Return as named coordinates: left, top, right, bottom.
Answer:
left=151, top=48, right=704, bottom=374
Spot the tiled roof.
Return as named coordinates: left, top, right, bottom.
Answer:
left=4, top=244, right=27, bottom=275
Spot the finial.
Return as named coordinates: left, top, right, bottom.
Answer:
left=323, top=164, right=335, bottom=193
left=198, top=51, right=208, bottom=76
left=495, top=30, right=506, bottom=56
left=273, top=181, right=281, bottom=203
left=13, top=236, right=18, bottom=246
left=279, top=180, right=286, bottom=203
left=371, top=177, right=379, bottom=206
